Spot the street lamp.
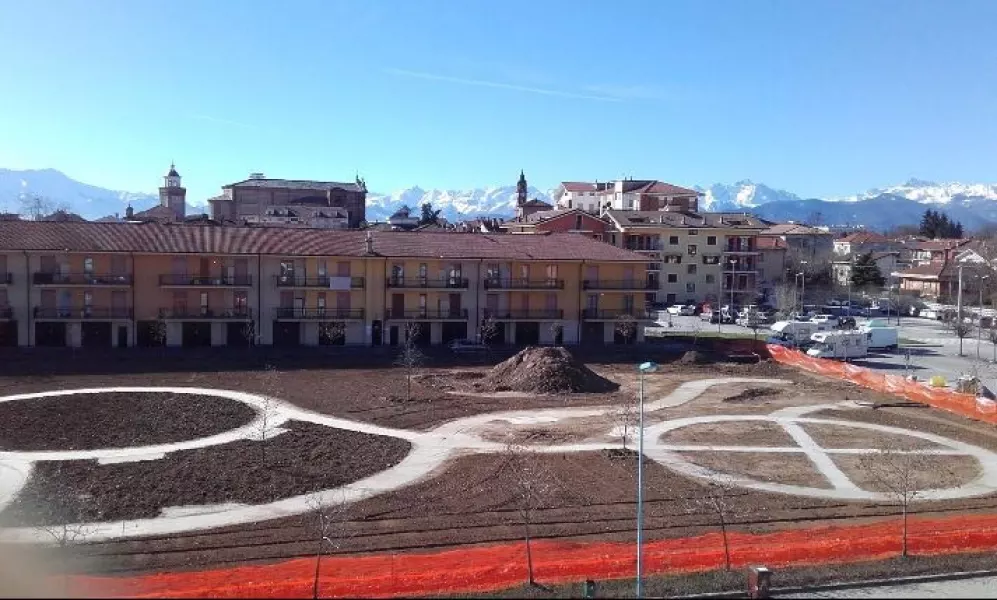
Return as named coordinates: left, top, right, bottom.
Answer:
left=729, top=259, right=737, bottom=318
left=978, top=274, right=990, bottom=360
left=796, top=272, right=806, bottom=317
left=635, top=360, right=658, bottom=600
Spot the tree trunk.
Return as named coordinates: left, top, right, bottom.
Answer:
left=313, top=549, right=323, bottom=599
left=525, top=516, right=535, bottom=586
left=719, top=512, right=731, bottom=570
left=406, top=368, right=412, bottom=401
left=901, top=502, right=908, bottom=558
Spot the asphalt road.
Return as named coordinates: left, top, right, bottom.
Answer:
left=782, top=575, right=997, bottom=598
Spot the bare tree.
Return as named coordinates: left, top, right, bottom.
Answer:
left=394, top=323, right=425, bottom=402
left=241, top=321, right=258, bottom=347
left=18, top=194, right=57, bottom=221
left=548, top=321, right=564, bottom=346
left=947, top=318, right=974, bottom=357
left=255, top=365, right=282, bottom=470
left=773, top=281, right=799, bottom=318
left=318, top=321, right=346, bottom=346
left=608, top=395, right=638, bottom=451
left=614, top=314, right=638, bottom=345
left=307, top=492, right=354, bottom=600
left=744, top=306, right=763, bottom=343
left=689, top=476, right=738, bottom=570
left=503, top=443, right=552, bottom=587
left=479, top=316, right=499, bottom=348
left=31, top=470, right=101, bottom=595
left=858, top=441, right=931, bottom=558
left=989, top=327, right=997, bottom=363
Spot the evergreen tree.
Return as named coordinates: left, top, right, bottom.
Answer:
left=851, top=252, right=885, bottom=288
left=419, top=203, right=442, bottom=226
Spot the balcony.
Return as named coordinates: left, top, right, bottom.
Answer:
left=581, top=308, right=656, bottom=321
left=273, top=307, right=365, bottom=320
left=1, top=273, right=10, bottom=285
left=0, top=306, right=12, bottom=320
left=385, top=308, right=469, bottom=320
left=274, top=275, right=365, bottom=289
left=625, top=243, right=663, bottom=253
left=582, top=279, right=655, bottom=291
left=723, top=245, right=759, bottom=255
left=159, top=274, right=253, bottom=287
left=386, top=277, right=469, bottom=290
left=483, top=309, right=564, bottom=321
left=34, top=306, right=133, bottom=320
left=158, top=308, right=253, bottom=320
left=483, top=278, right=564, bottom=290
left=32, top=272, right=132, bottom=286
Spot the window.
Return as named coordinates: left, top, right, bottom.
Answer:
left=200, top=292, right=209, bottom=316
left=317, top=293, right=326, bottom=310
left=703, top=255, right=721, bottom=265
left=669, top=236, right=679, bottom=245
left=687, top=264, right=697, bottom=275
left=667, top=274, right=678, bottom=283
left=707, top=236, right=717, bottom=245
left=587, top=294, right=598, bottom=310
left=419, top=263, right=428, bottom=283
left=686, top=283, right=696, bottom=293
left=575, top=215, right=583, bottom=230
left=83, top=257, right=94, bottom=274
left=235, top=291, right=248, bottom=313
left=390, top=264, right=403, bottom=283
left=688, top=244, right=698, bottom=256
left=664, top=255, right=682, bottom=264
left=705, top=274, right=715, bottom=284
left=689, top=229, right=699, bottom=236
left=758, top=268, right=766, bottom=280
left=623, top=294, right=635, bottom=313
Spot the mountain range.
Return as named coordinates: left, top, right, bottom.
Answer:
left=4, top=167, right=997, bottom=231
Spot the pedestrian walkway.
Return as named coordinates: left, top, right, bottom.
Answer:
left=783, top=574, right=997, bottom=598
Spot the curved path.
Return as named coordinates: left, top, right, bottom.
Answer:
left=2, top=377, right=997, bottom=543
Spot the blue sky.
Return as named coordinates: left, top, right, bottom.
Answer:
left=1, top=0, right=996, bottom=203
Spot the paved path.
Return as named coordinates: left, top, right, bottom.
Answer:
left=783, top=575, right=997, bottom=598
left=3, top=377, right=997, bottom=543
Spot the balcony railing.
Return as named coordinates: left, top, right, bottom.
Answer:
left=158, top=307, right=253, bottom=319
left=1, top=273, right=10, bottom=284
left=723, top=246, right=759, bottom=254
left=0, top=306, right=12, bottom=319
left=580, top=308, right=655, bottom=320
left=32, top=272, right=132, bottom=285
left=34, top=306, right=133, bottom=319
left=274, top=275, right=365, bottom=289
left=273, top=307, right=365, bottom=320
left=483, top=309, right=563, bottom=320
left=159, top=274, right=253, bottom=287
left=625, top=243, right=663, bottom=252
left=483, top=278, right=565, bottom=290
left=385, top=308, right=469, bottom=320
left=385, top=277, right=469, bottom=289
left=582, top=279, right=655, bottom=290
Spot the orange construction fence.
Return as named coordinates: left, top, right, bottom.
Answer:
left=766, top=345, right=997, bottom=425
left=67, top=513, right=997, bottom=598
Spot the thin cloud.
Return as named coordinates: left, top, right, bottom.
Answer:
left=384, top=68, right=623, bottom=102
left=188, top=113, right=258, bottom=130
left=582, top=84, right=676, bottom=101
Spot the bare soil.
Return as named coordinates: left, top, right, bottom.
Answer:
left=801, top=422, right=942, bottom=451
left=0, top=420, right=411, bottom=527
left=660, top=421, right=798, bottom=447
left=0, top=392, right=255, bottom=451
left=676, top=451, right=833, bottom=488
left=833, top=454, right=982, bottom=493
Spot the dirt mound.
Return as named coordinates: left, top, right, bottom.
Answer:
left=723, top=387, right=781, bottom=403
left=481, top=346, right=618, bottom=394
left=676, top=350, right=716, bottom=365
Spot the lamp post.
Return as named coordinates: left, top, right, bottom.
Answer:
left=978, top=275, right=990, bottom=360
left=957, top=264, right=965, bottom=357
left=729, top=259, right=737, bottom=318
left=635, top=360, right=659, bottom=600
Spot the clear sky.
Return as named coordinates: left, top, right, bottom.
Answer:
left=1, top=0, right=996, bottom=203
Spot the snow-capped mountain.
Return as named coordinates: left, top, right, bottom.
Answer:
left=696, top=180, right=803, bottom=211
left=5, top=167, right=997, bottom=231
left=365, top=185, right=554, bottom=222
left=0, top=168, right=160, bottom=218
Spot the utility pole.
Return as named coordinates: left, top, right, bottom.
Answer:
left=978, top=275, right=990, bottom=360
left=729, top=259, right=736, bottom=319
left=957, top=264, right=964, bottom=357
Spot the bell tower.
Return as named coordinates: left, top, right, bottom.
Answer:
left=159, top=162, right=187, bottom=221
left=516, top=170, right=528, bottom=206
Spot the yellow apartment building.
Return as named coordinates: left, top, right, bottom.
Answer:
left=0, top=221, right=652, bottom=348
left=603, top=210, right=769, bottom=306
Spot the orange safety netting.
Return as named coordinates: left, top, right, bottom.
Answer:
left=66, top=513, right=997, bottom=598
left=766, top=345, right=997, bottom=425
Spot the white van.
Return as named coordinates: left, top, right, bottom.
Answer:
left=770, top=320, right=818, bottom=346
left=807, top=331, right=869, bottom=360
left=859, top=318, right=899, bottom=350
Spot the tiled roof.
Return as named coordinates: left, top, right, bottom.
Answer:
left=0, top=221, right=647, bottom=262
left=521, top=198, right=553, bottom=208
left=561, top=182, right=598, bottom=192
left=605, top=210, right=767, bottom=230
left=223, top=178, right=364, bottom=192
left=838, top=231, right=890, bottom=244
left=560, top=180, right=700, bottom=196
left=911, top=239, right=969, bottom=251
left=756, top=237, right=787, bottom=250
left=896, top=262, right=946, bottom=278
left=761, top=223, right=827, bottom=236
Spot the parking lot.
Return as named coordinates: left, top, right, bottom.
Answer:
left=650, top=313, right=997, bottom=395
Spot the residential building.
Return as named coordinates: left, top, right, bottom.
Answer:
left=208, top=173, right=368, bottom=229
left=832, top=231, right=897, bottom=256
left=502, top=208, right=613, bottom=241
left=0, top=221, right=651, bottom=348
left=553, top=179, right=701, bottom=213
left=832, top=252, right=899, bottom=287
left=601, top=210, right=768, bottom=306
left=758, top=223, right=833, bottom=268
left=755, top=236, right=788, bottom=295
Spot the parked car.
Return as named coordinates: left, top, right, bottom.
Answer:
left=838, top=316, right=857, bottom=330
left=679, top=304, right=696, bottom=316
left=666, top=305, right=683, bottom=315
left=807, top=331, right=869, bottom=360
left=449, top=339, right=488, bottom=353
